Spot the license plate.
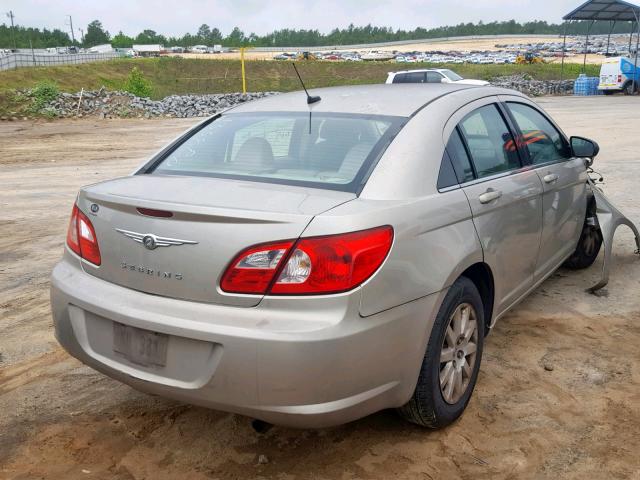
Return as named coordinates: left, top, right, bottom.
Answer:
left=113, top=323, right=168, bottom=367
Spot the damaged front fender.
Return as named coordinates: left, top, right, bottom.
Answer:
left=588, top=179, right=640, bottom=293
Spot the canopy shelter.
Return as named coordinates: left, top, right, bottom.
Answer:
left=560, top=0, right=640, bottom=92
left=565, top=0, right=640, bottom=21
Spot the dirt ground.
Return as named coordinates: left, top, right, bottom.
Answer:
left=173, top=35, right=605, bottom=64
left=1, top=95, right=640, bottom=480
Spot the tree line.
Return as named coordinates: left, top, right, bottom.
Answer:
left=0, top=19, right=637, bottom=49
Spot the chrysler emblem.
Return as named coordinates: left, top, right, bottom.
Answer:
left=116, top=229, right=198, bottom=249
left=142, top=235, right=157, bottom=250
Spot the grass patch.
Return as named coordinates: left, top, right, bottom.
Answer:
left=122, top=67, right=153, bottom=98
left=28, top=81, right=59, bottom=112
left=0, top=57, right=600, bottom=111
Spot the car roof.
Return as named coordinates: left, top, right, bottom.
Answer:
left=231, top=84, right=510, bottom=117
left=389, top=68, right=449, bottom=75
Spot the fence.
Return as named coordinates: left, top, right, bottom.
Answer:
left=0, top=52, right=123, bottom=71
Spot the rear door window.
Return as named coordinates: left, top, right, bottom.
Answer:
left=458, top=104, right=521, bottom=178
left=446, top=129, right=475, bottom=183
left=437, top=152, right=459, bottom=190
left=426, top=72, right=444, bottom=83
left=506, top=102, right=571, bottom=165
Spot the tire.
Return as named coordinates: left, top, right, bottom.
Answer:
left=563, top=223, right=603, bottom=270
left=398, top=276, right=484, bottom=428
left=623, top=82, right=637, bottom=96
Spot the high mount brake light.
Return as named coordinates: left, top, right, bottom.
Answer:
left=220, top=226, right=393, bottom=295
left=137, top=207, right=173, bottom=218
left=66, top=204, right=102, bottom=265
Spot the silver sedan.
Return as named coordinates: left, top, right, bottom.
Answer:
left=51, top=84, right=606, bottom=428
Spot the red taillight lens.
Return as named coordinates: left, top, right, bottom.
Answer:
left=66, top=205, right=81, bottom=256
left=271, top=226, right=393, bottom=295
left=66, top=204, right=101, bottom=265
left=220, top=226, right=393, bottom=295
left=220, top=241, right=294, bottom=294
left=618, top=75, right=622, bottom=83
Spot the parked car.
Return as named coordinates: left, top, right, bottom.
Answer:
left=386, top=68, right=489, bottom=86
left=190, top=45, right=208, bottom=54
left=52, top=84, right=608, bottom=429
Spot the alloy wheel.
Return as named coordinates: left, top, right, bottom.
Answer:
left=439, top=302, right=479, bottom=404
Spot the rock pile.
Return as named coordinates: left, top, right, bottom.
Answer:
left=6, top=78, right=579, bottom=121
left=490, top=74, right=575, bottom=96
left=41, top=88, right=278, bottom=118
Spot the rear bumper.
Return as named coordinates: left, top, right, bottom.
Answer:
left=598, top=84, right=622, bottom=90
left=51, top=255, right=442, bottom=428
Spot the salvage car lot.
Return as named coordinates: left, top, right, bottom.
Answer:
left=1, top=96, right=640, bottom=478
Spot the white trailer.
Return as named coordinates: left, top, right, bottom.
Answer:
left=132, top=44, right=164, bottom=57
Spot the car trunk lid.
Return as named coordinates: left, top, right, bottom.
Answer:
left=77, top=175, right=355, bottom=307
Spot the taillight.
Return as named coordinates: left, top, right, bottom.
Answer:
left=618, top=75, right=622, bottom=83
left=220, top=226, right=393, bottom=295
left=66, top=205, right=80, bottom=256
left=66, top=204, right=101, bottom=265
left=220, top=241, right=294, bottom=294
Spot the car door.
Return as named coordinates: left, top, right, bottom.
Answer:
left=444, top=100, right=544, bottom=318
left=501, top=98, right=588, bottom=282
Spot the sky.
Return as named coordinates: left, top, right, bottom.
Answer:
left=3, top=0, right=589, bottom=37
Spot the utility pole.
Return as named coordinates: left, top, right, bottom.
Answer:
left=6, top=10, right=17, bottom=49
left=78, top=28, right=84, bottom=44
left=66, top=15, right=76, bottom=44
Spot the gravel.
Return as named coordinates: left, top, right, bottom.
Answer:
left=39, top=88, right=278, bottom=119
left=490, top=74, right=575, bottom=96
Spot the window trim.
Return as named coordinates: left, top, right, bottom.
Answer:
left=501, top=101, right=572, bottom=169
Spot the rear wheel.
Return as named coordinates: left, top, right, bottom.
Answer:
left=623, top=82, right=637, bottom=95
left=398, top=277, right=484, bottom=428
left=563, top=222, right=603, bottom=269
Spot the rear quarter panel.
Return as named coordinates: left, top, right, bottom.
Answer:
left=303, top=192, right=482, bottom=316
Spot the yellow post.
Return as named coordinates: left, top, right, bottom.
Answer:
left=240, top=47, right=246, bottom=94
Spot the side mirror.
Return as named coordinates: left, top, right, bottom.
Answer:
left=570, top=136, right=599, bottom=164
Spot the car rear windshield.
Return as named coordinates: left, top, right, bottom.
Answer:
left=147, top=112, right=406, bottom=192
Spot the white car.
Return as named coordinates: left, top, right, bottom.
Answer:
left=190, top=45, right=209, bottom=54
left=386, top=69, right=489, bottom=86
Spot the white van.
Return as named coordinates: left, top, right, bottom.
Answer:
left=598, top=56, right=640, bottom=95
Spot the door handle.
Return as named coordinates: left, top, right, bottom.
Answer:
left=478, top=189, right=502, bottom=204
left=543, top=173, right=559, bottom=184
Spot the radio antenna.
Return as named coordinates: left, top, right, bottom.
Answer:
left=292, top=63, right=321, bottom=105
